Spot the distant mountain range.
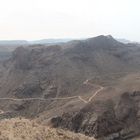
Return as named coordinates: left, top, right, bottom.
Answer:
left=0, top=39, right=73, bottom=46
left=30, top=38, right=73, bottom=44
left=0, top=37, right=139, bottom=46
left=117, top=38, right=132, bottom=44
left=0, top=36, right=139, bottom=60
left=0, top=39, right=72, bottom=60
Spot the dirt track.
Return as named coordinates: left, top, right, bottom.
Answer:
left=0, top=80, right=104, bottom=114
left=0, top=80, right=104, bottom=103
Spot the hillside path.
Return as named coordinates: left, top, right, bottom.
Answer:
left=0, top=80, right=105, bottom=114
left=0, top=79, right=104, bottom=104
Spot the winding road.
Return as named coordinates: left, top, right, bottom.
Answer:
left=82, top=79, right=104, bottom=103
left=0, top=80, right=104, bottom=114
left=0, top=79, right=104, bottom=103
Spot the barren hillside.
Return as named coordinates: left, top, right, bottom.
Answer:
left=0, top=36, right=140, bottom=139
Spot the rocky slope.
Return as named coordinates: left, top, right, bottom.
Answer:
left=51, top=91, right=140, bottom=140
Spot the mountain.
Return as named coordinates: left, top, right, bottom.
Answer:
left=30, top=38, right=73, bottom=45
left=117, top=38, right=140, bottom=45
left=117, top=38, right=132, bottom=44
left=0, top=40, right=28, bottom=46
left=0, top=39, right=72, bottom=60
left=0, top=40, right=29, bottom=60
left=1, top=35, right=139, bottom=98
left=0, top=35, right=140, bottom=139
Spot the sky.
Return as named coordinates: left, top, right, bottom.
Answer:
left=0, top=0, right=139, bottom=41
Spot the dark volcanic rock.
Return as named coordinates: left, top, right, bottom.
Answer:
left=51, top=100, right=123, bottom=138
left=51, top=92, right=140, bottom=140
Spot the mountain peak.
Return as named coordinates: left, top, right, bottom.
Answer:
left=87, top=35, right=116, bottom=42
left=84, top=35, right=121, bottom=49
left=106, top=35, right=114, bottom=39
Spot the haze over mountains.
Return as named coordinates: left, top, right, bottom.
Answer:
left=0, top=36, right=137, bottom=46
left=0, top=36, right=138, bottom=60
left=0, top=35, right=140, bottom=139
left=0, top=39, right=71, bottom=46
left=0, top=39, right=72, bottom=60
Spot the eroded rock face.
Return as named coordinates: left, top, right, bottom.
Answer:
left=51, top=92, right=140, bottom=140
left=51, top=100, right=122, bottom=138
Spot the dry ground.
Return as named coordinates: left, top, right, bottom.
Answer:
left=0, top=118, right=95, bottom=140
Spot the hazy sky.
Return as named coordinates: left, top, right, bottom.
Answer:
left=0, top=0, right=139, bottom=41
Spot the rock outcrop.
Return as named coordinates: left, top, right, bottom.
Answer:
left=51, top=92, right=140, bottom=140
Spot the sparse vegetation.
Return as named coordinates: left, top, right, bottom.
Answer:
left=0, top=118, right=95, bottom=140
